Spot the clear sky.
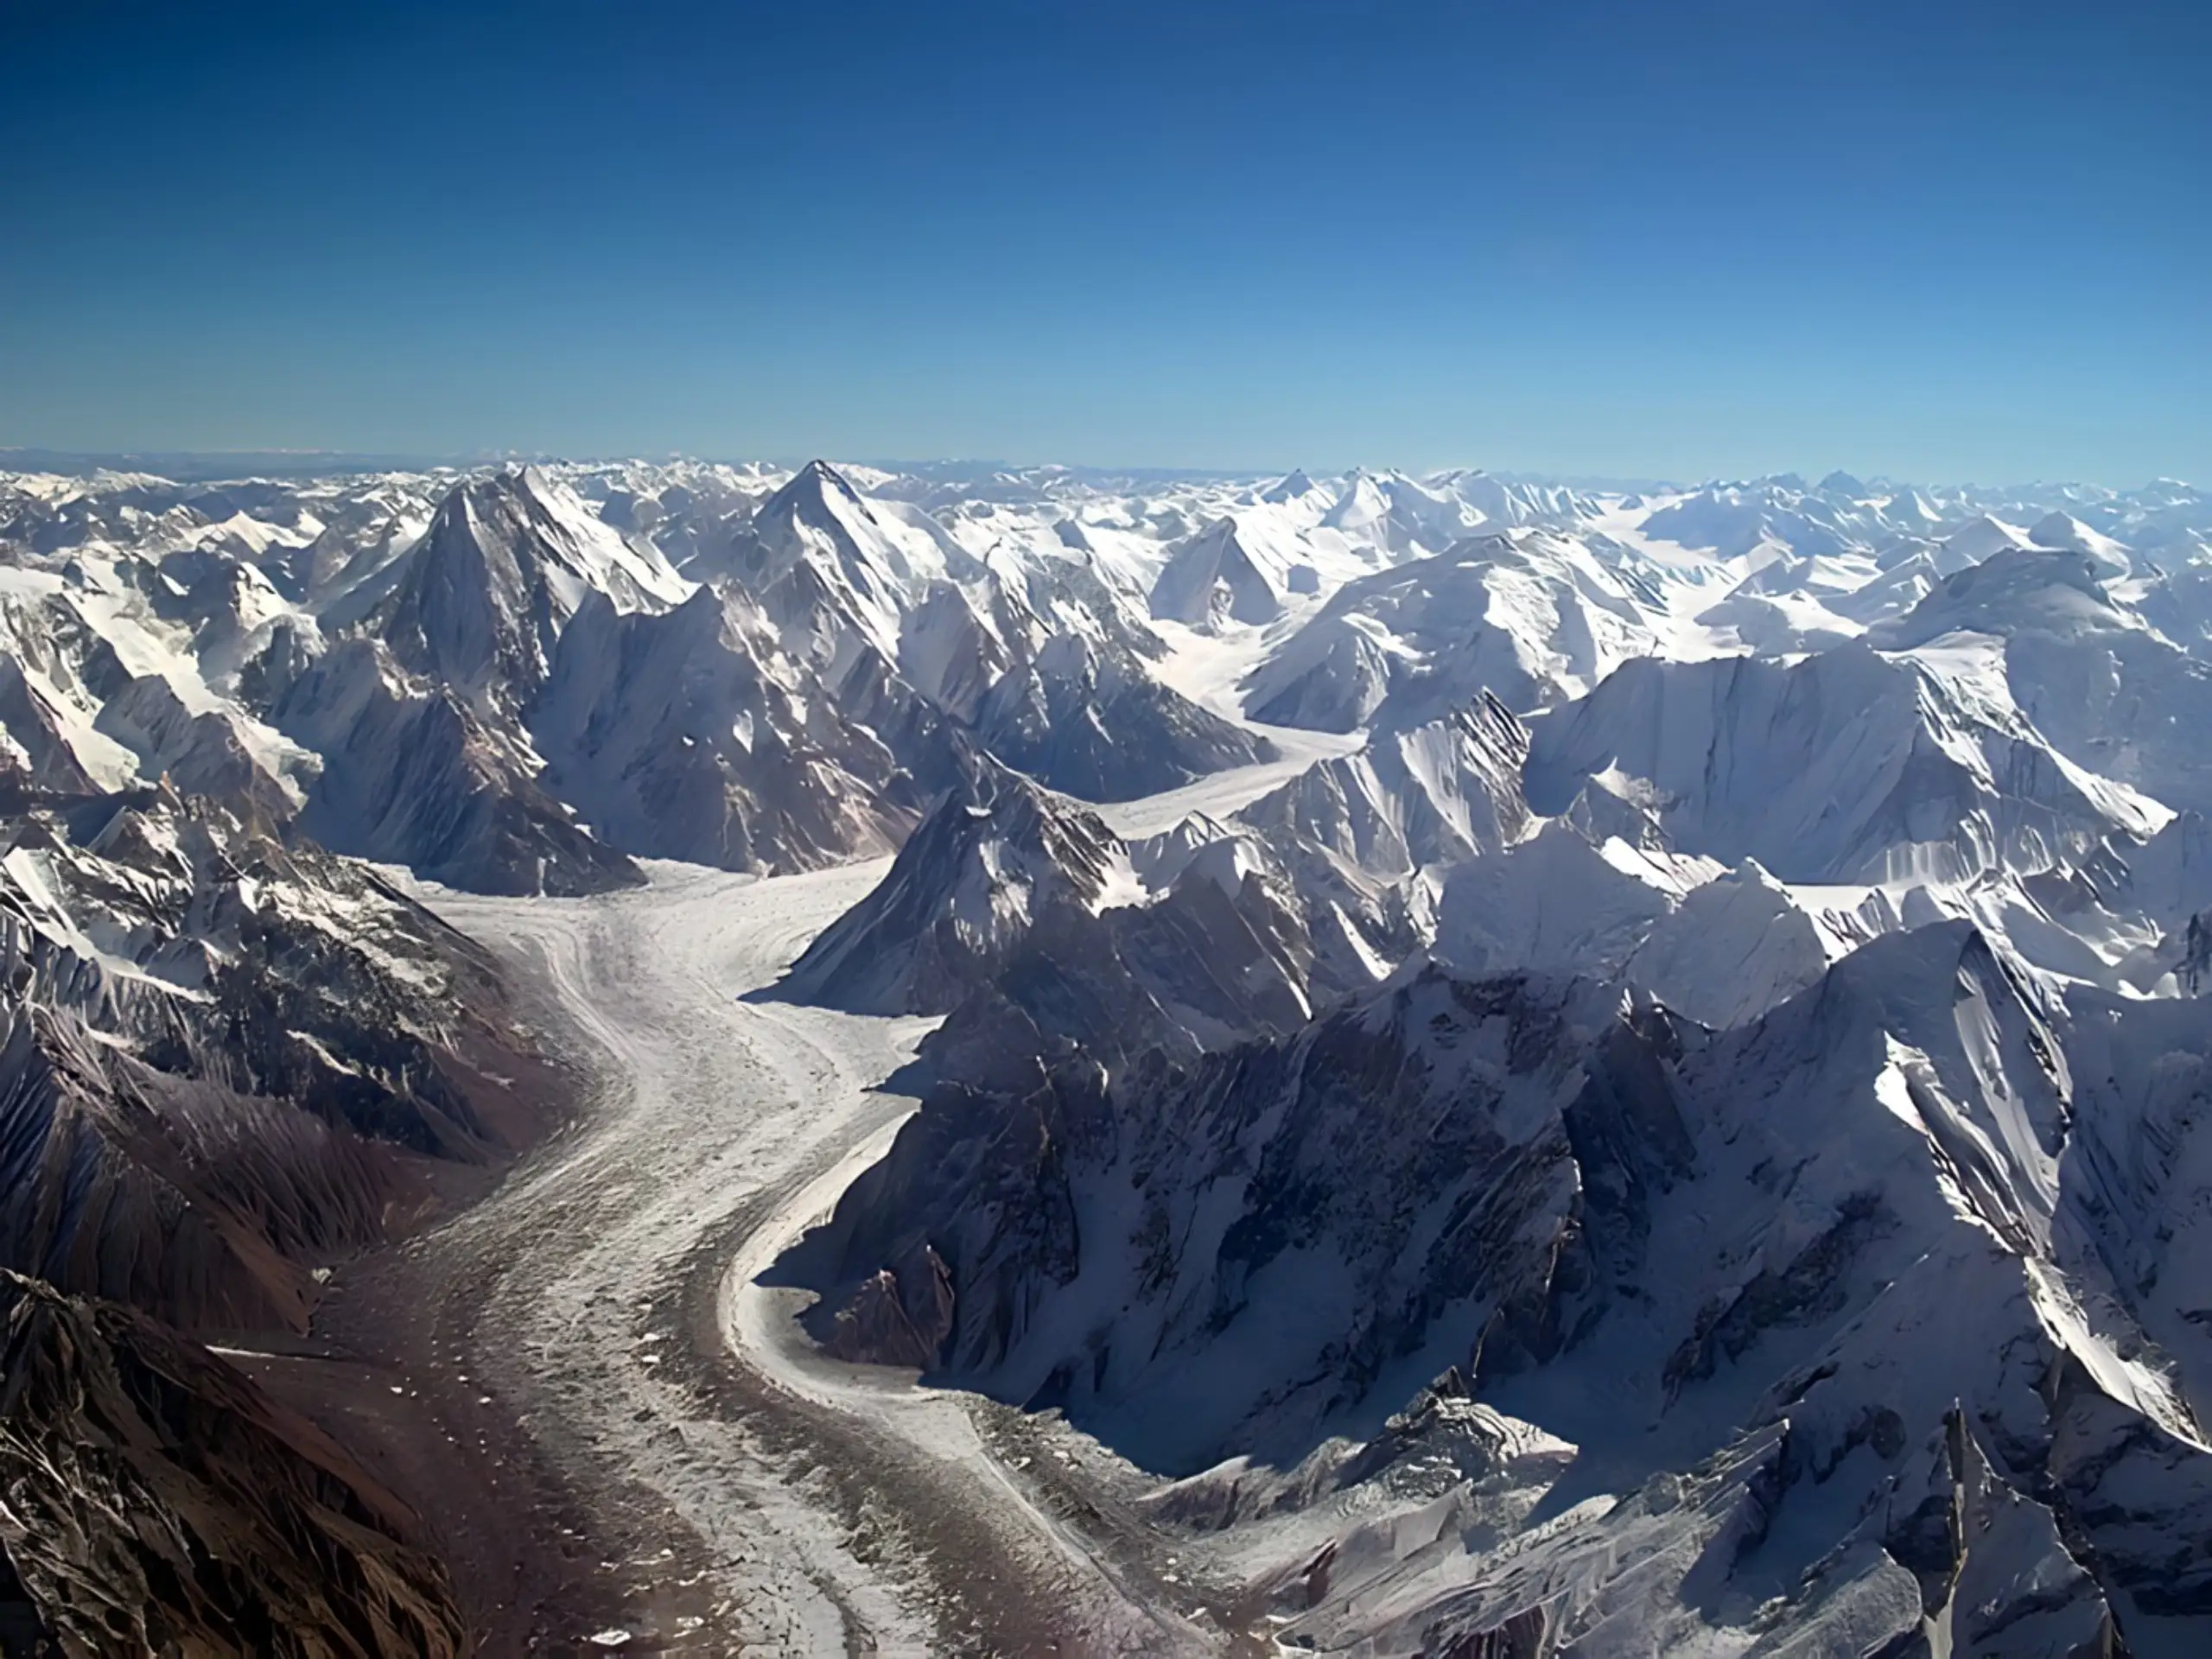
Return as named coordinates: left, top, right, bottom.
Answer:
left=2, top=0, right=2204, bottom=484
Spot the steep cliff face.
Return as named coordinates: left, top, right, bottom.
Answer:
left=774, top=757, right=1328, bottom=1102
left=0, top=1007, right=400, bottom=1332
left=0, top=1271, right=467, bottom=1657
left=788, top=923, right=2212, bottom=1649
left=974, top=631, right=1272, bottom=801
left=774, top=754, right=1130, bottom=1016
left=532, top=584, right=923, bottom=872
left=796, top=965, right=1644, bottom=1471
left=0, top=782, right=545, bottom=1331
left=1238, top=695, right=1531, bottom=881
left=1522, top=640, right=2163, bottom=886
left=371, top=466, right=689, bottom=716
left=264, top=629, right=646, bottom=897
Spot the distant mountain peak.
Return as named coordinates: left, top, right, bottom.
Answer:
left=794, top=457, right=868, bottom=504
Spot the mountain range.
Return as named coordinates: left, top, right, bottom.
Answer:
left=5, top=453, right=2212, bottom=1653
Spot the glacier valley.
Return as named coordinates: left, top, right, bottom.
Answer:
left=1, top=456, right=2209, bottom=1656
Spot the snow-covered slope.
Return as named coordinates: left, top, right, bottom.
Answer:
left=974, top=631, right=1274, bottom=801
left=372, top=465, right=688, bottom=712
left=795, top=921, right=2212, bottom=1649
left=1877, top=546, right=2212, bottom=817
left=12, top=454, right=2212, bottom=1654
left=264, top=628, right=646, bottom=895
left=0, top=779, right=541, bottom=1329
left=1238, top=695, right=1532, bottom=881
left=1243, top=530, right=1662, bottom=731
left=773, top=753, right=1128, bottom=1016
left=719, top=460, right=938, bottom=680
left=532, top=585, right=922, bottom=872
left=1523, top=639, right=2163, bottom=885
left=773, top=753, right=1327, bottom=1089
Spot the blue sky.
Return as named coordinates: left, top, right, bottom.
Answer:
left=2, top=1, right=2203, bottom=483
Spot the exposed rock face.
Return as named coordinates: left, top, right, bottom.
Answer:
left=974, top=632, right=1272, bottom=802
left=93, top=672, right=296, bottom=830
left=820, top=1243, right=956, bottom=1370
left=372, top=466, right=688, bottom=715
left=0, top=459, right=1298, bottom=899
left=793, top=965, right=1628, bottom=1470
left=0, top=1006, right=398, bottom=1332
left=263, top=630, right=645, bottom=896
left=721, top=459, right=918, bottom=677
left=0, top=1270, right=467, bottom=1657
left=533, top=585, right=923, bottom=872
left=897, top=578, right=1014, bottom=722
left=17, top=456, right=2212, bottom=1649
left=785, top=921, right=2212, bottom=1649
left=775, top=754, right=1128, bottom=1015
left=774, top=756, right=1327, bottom=1101
left=0, top=782, right=543, bottom=1330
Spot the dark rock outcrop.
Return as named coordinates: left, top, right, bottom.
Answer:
left=0, top=1270, right=467, bottom=1656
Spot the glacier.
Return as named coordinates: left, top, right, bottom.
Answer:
left=3, top=455, right=2212, bottom=1652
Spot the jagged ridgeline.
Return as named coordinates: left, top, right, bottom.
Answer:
left=0, top=456, right=1360, bottom=1325
left=0, top=779, right=540, bottom=1647
left=9, top=457, right=2212, bottom=1652
left=745, top=467, right=2212, bottom=1655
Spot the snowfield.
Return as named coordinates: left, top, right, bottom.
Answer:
left=9, top=457, right=2212, bottom=1653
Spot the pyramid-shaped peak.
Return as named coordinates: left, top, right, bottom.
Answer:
left=753, top=460, right=883, bottom=544
left=799, top=458, right=863, bottom=495
left=434, top=463, right=589, bottom=531
left=764, top=459, right=871, bottom=515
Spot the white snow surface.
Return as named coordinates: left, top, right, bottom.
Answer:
left=10, top=456, right=2212, bottom=1651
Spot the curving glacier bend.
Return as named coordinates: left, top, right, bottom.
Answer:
left=3, top=458, right=2212, bottom=1651
left=411, top=859, right=1188, bottom=1654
